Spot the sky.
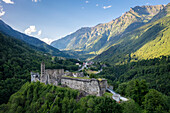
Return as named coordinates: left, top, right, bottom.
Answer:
left=0, top=0, right=169, bottom=44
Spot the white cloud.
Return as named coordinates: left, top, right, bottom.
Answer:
left=103, top=5, right=112, bottom=9
left=0, top=6, right=5, bottom=17
left=69, top=32, right=73, bottom=35
left=2, top=0, right=14, bottom=4
left=85, top=1, right=89, bottom=3
left=146, top=3, right=149, bottom=5
left=32, top=0, right=40, bottom=2
left=37, top=30, right=42, bottom=36
left=96, top=4, right=99, bottom=7
left=24, top=26, right=54, bottom=45
left=40, top=38, right=54, bottom=45
left=25, top=26, right=37, bottom=35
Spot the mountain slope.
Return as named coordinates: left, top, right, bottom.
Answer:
left=51, top=5, right=165, bottom=56
left=98, top=56, right=170, bottom=95
left=1, top=35, right=169, bottom=113
left=0, top=20, right=68, bottom=57
left=94, top=3, right=170, bottom=64
left=0, top=31, right=51, bottom=104
left=0, top=82, right=121, bottom=113
left=51, top=27, right=91, bottom=50
left=150, top=3, right=170, bottom=22
left=0, top=32, right=81, bottom=104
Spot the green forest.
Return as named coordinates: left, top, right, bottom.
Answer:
left=0, top=31, right=170, bottom=113
left=0, top=82, right=122, bottom=113
left=0, top=32, right=170, bottom=113
left=94, top=16, right=170, bottom=65
left=98, top=56, right=170, bottom=96
left=0, top=32, right=81, bottom=104
left=0, top=81, right=169, bottom=113
left=0, top=3, right=170, bottom=113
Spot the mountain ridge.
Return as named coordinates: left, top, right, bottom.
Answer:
left=94, top=3, right=170, bottom=64
left=51, top=27, right=91, bottom=50
left=51, top=4, right=165, bottom=56
left=0, top=20, right=68, bottom=57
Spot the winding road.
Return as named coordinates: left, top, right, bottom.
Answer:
left=106, top=88, right=128, bottom=102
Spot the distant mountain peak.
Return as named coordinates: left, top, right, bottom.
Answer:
left=51, top=4, right=168, bottom=60
left=129, top=5, right=165, bottom=16
left=94, top=3, right=170, bottom=64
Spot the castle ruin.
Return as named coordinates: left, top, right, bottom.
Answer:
left=31, top=62, right=108, bottom=96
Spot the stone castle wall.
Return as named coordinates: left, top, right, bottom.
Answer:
left=31, top=72, right=40, bottom=82
left=40, top=69, right=64, bottom=85
left=31, top=63, right=108, bottom=96
left=61, top=77, right=107, bottom=96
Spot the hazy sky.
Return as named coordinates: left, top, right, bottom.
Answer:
left=0, top=0, right=169, bottom=44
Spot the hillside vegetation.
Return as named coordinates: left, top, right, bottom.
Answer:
left=98, top=56, right=170, bottom=96
left=0, top=3, right=170, bottom=113
left=0, top=32, right=81, bottom=104
left=0, top=82, right=122, bottom=113
left=1, top=80, right=169, bottom=113
left=94, top=3, right=170, bottom=64
left=0, top=20, right=68, bottom=57
left=51, top=4, right=170, bottom=63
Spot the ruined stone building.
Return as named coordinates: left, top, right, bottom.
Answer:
left=31, top=62, right=108, bottom=96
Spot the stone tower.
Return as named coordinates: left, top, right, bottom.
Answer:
left=31, top=72, right=40, bottom=82
left=41, top=62, right=45, bottom=77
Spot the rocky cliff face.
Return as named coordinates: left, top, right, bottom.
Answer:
left=51, top=5, right=165, bottom=55
left=51, top=27, right=91, bottom=50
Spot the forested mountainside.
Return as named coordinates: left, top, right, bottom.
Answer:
left=0, top=82, right=122, bottom=113
left=94, top=3, right=170, bottom=64
left=1, top=25, right=170, bottom=113
left=0, top=20, right=68, bottom=57
left=1, top=77, right=169, bottom=113
left=0, top=32, right=81, bottom=104
left=51, top=5, right=165, bottom=55
left=0, top=2, right=170, bottom=113
left=97, top=56, right=170, bottom=96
